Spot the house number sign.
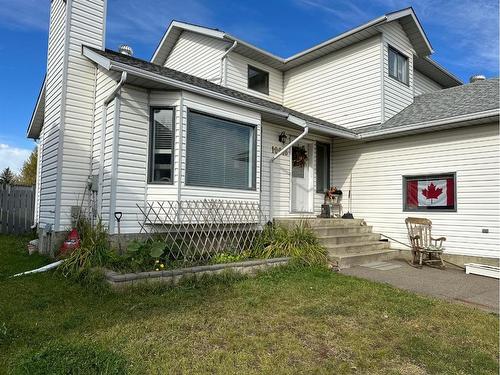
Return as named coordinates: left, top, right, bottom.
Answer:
left=271, top=145, right=289, bottom=156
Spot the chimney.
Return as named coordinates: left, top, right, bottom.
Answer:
left=41, top=0, right=107, bottom=232
left=119, top=44, right=133, bottom=56
left=469, top=75, right=486, bottom=83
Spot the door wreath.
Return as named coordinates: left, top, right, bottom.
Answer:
left=292, top=146, right=308, bottom=167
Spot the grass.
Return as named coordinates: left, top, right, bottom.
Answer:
left=0, top=234, right=498, bottom=374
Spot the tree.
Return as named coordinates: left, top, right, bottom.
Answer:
left=0, top=167, right=16, bottom=185
left=17, top=147, right=38, bottom=186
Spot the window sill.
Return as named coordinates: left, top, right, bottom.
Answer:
left=247, top=87, right=269, bottom=96
left=185, top=184, right=258, bottom=193
left=388, top=74, right=410, bottom=87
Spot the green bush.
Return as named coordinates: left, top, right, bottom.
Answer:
left=12, top=342, right=127, bottom=375
left=107, top=239, right=167, bottom=272
left=58, top=218, right=110, bottom=279
left=252, top=222, right=327, bottom=266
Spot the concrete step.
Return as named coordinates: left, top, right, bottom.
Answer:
left=329, top=249, right=399, bottom=269
left=326, top=241, right=390, bottom=255
left=318, top=233, right=381, bottom=246
left=276, top=218, right=365, bottom=228
left=313, top=225, right=373, bottom=236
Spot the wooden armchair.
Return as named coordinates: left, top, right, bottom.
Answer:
left=405, top=217, right=446, bottom=268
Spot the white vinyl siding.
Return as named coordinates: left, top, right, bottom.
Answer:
left=91, top=68, right=120, bottom=225
left=57, top=0, right=106, bottom=229
left=414, top=70, right=443, bottom=96
left=39, top=0, right=66, bottom=227
left=332, top=123, right=500, bottom=259
left=164, top=31, right=229, bottom=81
left=226, top=53, right=283, bottom=103
left=260, top=123, right=332, bottom=218
left=380, top=21, right=414, bottom=121
left=108, top=85, right=152, bottom=233
left=283, top=36, right=382, bottom=129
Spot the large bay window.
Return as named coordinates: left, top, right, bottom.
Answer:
left=186, top=110, right=256, bottom=190
left=149, top=107, right=175, bottom=183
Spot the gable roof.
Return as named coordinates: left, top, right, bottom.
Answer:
left=83, top=46, right=358, bottom=138
left=358, top=78, right=499, bottom=136
left=27, top=78, right=46, bottom=139
left=152, top=8, right=437, bottom=72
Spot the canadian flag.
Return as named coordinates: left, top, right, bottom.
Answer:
left=407, top=178, right=454, bottom=208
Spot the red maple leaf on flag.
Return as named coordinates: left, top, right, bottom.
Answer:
left=422, top=182, right=442, bottom=200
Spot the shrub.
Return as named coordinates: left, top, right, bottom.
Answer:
left=252, top=222, right=327, bottom=266
left=58, top=218, right=110, bottom=278
left=108, top=239, right=167, bottom=272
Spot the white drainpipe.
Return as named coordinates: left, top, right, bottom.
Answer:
left=269, top=115, right=309, bottom=220
left=219, top=41, right=237, bottom=85
left=97, top=71, right=127, bottom=215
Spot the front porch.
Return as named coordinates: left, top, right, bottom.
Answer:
left=275, top=218, right=399, bottom=268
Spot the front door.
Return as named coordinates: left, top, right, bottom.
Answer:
left=291, top=143, right=313, bottom=212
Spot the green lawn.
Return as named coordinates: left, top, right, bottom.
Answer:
left=0, top=234, right=498, bottom=374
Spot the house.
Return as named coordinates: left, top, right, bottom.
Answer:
left=28, top=0, right=499, bottom=265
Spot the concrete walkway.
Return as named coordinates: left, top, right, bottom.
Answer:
left=341, top=259, right=499, bottom=313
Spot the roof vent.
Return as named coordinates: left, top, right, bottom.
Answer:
left=469, top=74, right=486, bottom=83
left=119, top=44, right=133, bottom=56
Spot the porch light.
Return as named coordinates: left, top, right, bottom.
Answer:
left=278, top=131, right=288, bottom=144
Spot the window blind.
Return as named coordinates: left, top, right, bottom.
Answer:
left=186, top=111, right=256, bottom=190
left=149, top=108, right=174, bottom=183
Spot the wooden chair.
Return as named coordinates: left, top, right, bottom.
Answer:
left=405, top=217, right=446, bottom=268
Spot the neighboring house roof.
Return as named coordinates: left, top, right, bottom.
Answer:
left=151, top=8, right=451, bottom=78
left=83, top=46, right=358, bottom=138
left=358, top=78, right=499, bottom=137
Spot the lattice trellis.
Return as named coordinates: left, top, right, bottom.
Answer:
left=136, top=200, right=268, bottom=262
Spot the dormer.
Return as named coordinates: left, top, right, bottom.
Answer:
left=151, top=22, right=284, bottom=103
left=151, top=9, right=462, bottom=130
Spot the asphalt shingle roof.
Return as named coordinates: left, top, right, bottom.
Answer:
left=88, top=47, right=356, bottom=135
left=86, top=47, right=499, bottom=138
left=358, top=78, right=499, bottom=133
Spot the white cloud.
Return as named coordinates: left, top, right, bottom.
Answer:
left=0, top=144, right=31, bottom=174
left=294, top=0, right=499, bottom=75
left=106, top=0, right=213, bottom=49
left=295, top=0, right=371, bottom=28
left=0, top=0, right=49, bottom=31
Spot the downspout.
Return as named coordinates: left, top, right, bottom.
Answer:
left=219, top=41, right=237, bottom=86
left=269, top=115, right=309, bottom=220
left=104, top=71, right=127, bottom=106
left=97, top=71, right=127, bottom=217
left=177, top=91, right=185, bottom=224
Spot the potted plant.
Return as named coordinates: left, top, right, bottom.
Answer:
left=324, top=186, right=343, bottom=204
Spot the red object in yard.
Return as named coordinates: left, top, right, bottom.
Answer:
left=59, top=228, right=81, bottom=256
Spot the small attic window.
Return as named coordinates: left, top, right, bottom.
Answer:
left=388, top=46, right=409, bottom=85
left=247, top=65, right=269, bottom=95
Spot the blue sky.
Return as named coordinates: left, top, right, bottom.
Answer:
left=0, top=0, right=498, bottom=172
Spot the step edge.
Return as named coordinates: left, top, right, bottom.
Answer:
left=329, top=249, right=398, bottom=259
left=325, top=241, right=390, bottom=249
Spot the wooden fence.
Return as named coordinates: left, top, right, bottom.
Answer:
left=0, top=184, right=35, bottom=234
